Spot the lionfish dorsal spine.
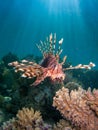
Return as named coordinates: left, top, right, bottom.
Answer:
left=56, top=38, right=63, bottom=56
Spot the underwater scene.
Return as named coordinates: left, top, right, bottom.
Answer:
left=0, top=0, right=98, bottom=130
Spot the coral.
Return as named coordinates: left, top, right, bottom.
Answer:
left=53, top=119, right=79, bottom=130
left=83, top=88, right=98, bottom=116
left=0, top=34, right=97, bottom=129
left=16, top=107, right=42, bottom=128
left=0, top=118, right=16, bottom=130
left=14, top=83, right=62, bottom=123
left=1, top=107, right=52, bottom=130
left=53, top=87, right=98, bottom=130
left=8, top=34, right=95, bottom=86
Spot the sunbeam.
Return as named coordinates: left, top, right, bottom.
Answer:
left=0, top=0, right=98, bottom=67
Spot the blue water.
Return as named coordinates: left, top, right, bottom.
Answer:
left=0, top=0, right=98, bottom=68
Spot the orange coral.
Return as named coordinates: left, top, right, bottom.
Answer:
left=53, top=87, right=98, bottom=130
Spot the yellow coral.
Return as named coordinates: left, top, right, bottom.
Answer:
left=1, top=107, right=52, bottom=130
left=16, top=107, right=42, bottom=128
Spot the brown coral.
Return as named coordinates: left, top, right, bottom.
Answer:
left=53, top=87, right=98, bottom=130
left=53, top=119, right=79, bottom=130
left=16, top=107, right=42, bottom=128
left=1, top=107, right=52, bottom=130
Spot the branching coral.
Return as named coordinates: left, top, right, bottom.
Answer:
left=1, top=107, right=52, bottom=130
left=53, top=119, right=79, bottom=130
left=83, top=88, right=98, bottom=116
left=0, top=118, right=16, bottom=130
left=15, top=107, right=52, bottom=130
left=53, top=87, right=98, bottom=130
left=16, top=107, right=42, bottom=128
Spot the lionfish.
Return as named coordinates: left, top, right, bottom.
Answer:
left=9, top=34, right=95, bottom=86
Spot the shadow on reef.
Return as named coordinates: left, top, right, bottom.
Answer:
left=2, top=52, right=19, bottom=68
left=69, top=69, right=98, bottom=89
left=0, top=53, right=98, bottom=129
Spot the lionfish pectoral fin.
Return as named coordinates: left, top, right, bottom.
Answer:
left=30, top=68, right=49, bottom=86
left=8, top=60, right=44, bottom=78
left=30, top=80, right=41, bottom=86
left=30, top=76, right=45, bottom=86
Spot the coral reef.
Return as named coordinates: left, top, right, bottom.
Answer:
left=1, top=107, right=52, bottom=130
left=53, top=119, right=79, bottom=130
left=16, top=107, right=42, bottom=128
left=0, top=118, right=16, bottom=130
left=0, top=34, right=98, bottom=130
left=69, top=69, right=98, bottom=90
left=53, top=87, right=98, bottom=130
left=83, top=88, right=98, bottom=116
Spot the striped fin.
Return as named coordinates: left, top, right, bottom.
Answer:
left=8, top=60, right=44, bottom=79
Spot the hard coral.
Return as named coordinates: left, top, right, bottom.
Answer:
left=53, top=87, right=98, bottom=130
left=1, top=107, right=52, bottom=130
left=15, top=107, right=52, bottom=130
left=53, top=119, right=79, bottom=130
left=0, top=118, right=16, bottom=130
left=16, top=107, right=42, bottom=128
left=83, top=88, right=98, bottom=116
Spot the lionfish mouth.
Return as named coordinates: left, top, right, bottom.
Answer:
left=9, top=33, right=95, bottom=86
